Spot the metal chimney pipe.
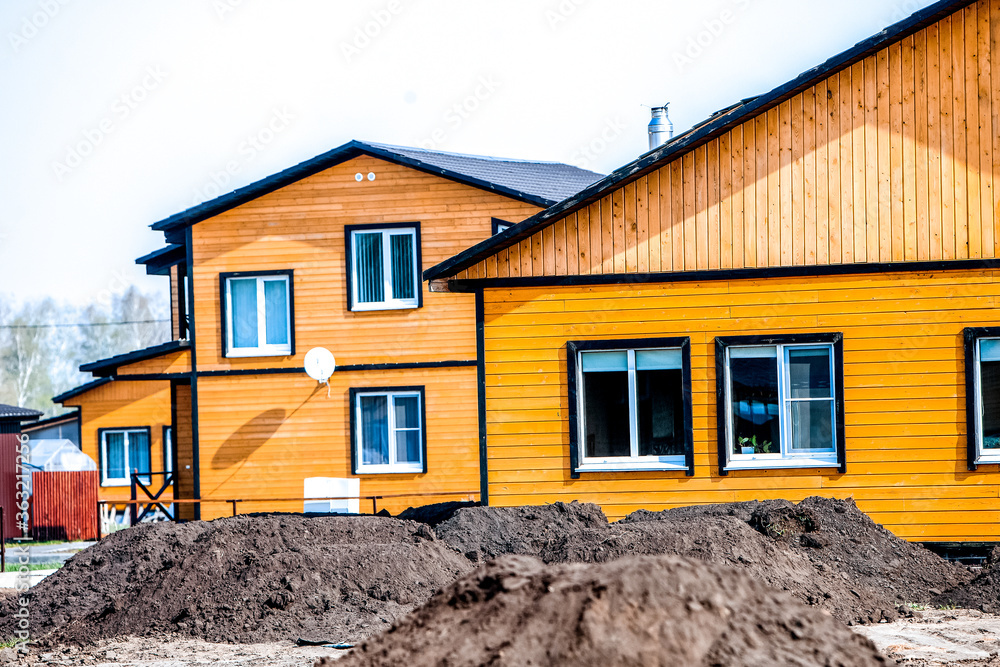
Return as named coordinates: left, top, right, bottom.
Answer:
left=648, top=104, right=674, bottom=151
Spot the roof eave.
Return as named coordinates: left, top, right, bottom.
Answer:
left=79, top=339, right=189, bottom=377
left=150, top=140, right=558, bottom=238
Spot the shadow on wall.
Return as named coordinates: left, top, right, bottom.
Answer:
left=211, top=408, right=287, bottom=470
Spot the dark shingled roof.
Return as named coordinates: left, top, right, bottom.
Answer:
left=148, top=140, right=603, bottom=244
left=361, top=142, right=604, bottom=205
left=0, top=404, right=43, bottom=421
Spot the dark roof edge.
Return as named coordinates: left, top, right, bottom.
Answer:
left=136, top=244, right=185, bottom=276
left=424, top=0, right=973, bottom=281
left=151, top=140, right=560, bottom=236
left=79, top=339, right=189, bottom=377
left=21, top=409, right=80, bottom=432
left=52, top=378, right=113, bottom=404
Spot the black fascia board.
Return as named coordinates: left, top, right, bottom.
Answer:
left=80, top=340, right=190, bottom=377
left=423, top=0, right=974, bottom=282
left=150, top=141, right=559, bottom=240
left=136, top=244, right=186, bottom=276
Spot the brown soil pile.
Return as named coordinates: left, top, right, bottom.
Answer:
left=436, top=497, right=972, bottom=624
left=329, top=554, right=890, bottom=667
left=0, top=514, right=471, bottom=646
left=933, top=548, right=1000, bottom=611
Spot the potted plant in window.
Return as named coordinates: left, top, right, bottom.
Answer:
left=739, top=435, right=772, bottom=455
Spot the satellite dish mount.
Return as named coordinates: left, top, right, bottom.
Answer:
left=304, top=347, right=336, bottom=397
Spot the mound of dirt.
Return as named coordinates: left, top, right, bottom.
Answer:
left=434, top=501, right=609, bottom=563
left=328, top=554, right=890, bottom=667
left=436, top=497, right=972, bottom=624
left=395, top=500, right=478, bottom=528
left=933, top=548, right=1000, bottom=611
left=0, top=514, right=472, bottom=646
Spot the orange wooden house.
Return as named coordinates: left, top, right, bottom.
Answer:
left=426, top=0, right=1000, bottom=543
left=57, top=142, right=600, bottom=520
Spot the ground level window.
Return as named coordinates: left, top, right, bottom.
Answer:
left=966, top=329, right=1000, bottom=467
left=99, top=428, right=151, bottom=486
left=717, top=334, right=844, bottom=473
left=351, top=387, right=426, bottom=474
left=567, top=338, right=693, bottom=475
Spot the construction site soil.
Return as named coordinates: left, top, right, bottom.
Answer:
left=330, top=554, right=890, bottom=667
left=0, top=497, right=990, bottom=659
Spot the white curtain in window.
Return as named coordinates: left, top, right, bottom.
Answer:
left=390, top=234, right=415, bottom=300
left=264, top=280, right=288, bottom=345
left=355, top=233, right=384, bottom=303
left=230, top=278, right=258, bottom=347
left=361, top=395, right=389, bottom=465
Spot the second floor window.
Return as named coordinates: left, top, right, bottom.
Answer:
left=223, top=272, right=293, bottom=357
left=348, top=225, right=420, bottom=311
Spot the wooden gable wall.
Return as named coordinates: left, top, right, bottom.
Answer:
left=456, top=0, right=1000, bottom=281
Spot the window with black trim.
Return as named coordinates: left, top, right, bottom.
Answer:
left=221, top=271, right=293, bottom=357
left=965, top=328, right=1000, bottom=467
left=716, top=334, right=845, bottom=473
left=347, top=224, right=421, bottom=311
left=99, top=428, right=151, bottom=486
left=567, top=338, right=694, bottom=475
left=350, top=386, right=426, bottom=474
left=492, top=218, right=512, bottom=235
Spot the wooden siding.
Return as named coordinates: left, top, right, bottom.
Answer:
left=59, top=380, right=173, bottom=504
left=174, top=383, right=195, bottom=521
left=482, top=269, right=1000, bottom=541
left=195, top=367, right=479, bottom=519
left=115, top=349, right=191, bottom=377
left=456, top=0, right=1000, bottom=281
left=190, top=154, right=542, bottom=371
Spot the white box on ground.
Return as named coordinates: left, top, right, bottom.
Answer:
left=303, top=477, right=360, bottom=514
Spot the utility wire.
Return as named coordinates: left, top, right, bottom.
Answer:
left=0, top=319, right=169, bottom=329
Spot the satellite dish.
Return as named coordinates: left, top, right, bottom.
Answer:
left=304, top=347, right=336, bottom=383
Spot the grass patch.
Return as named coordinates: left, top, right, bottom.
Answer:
left=3, top=561, right=63, bottom=572
left=0, top=636, right=26, bottom=649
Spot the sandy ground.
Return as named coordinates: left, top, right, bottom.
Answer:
left=7, top=610, right=999, bottom=665
left=854, top=609, right=1000, bottom=666
left=11, top=636, right=347, bottom=666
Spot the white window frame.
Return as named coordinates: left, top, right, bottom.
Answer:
left=354, top=390, right=424, bottom=474
left=724, top=343, right=839, bottom=471
left=974, top=337, right=1000, bottom=464
left=575, top=347, right=688, bottom=473
left=350, top=227, right=419, bottom=311
left=163, top=426, right=173, bottom=475
left=224, top=274, right=292, bottom=358
left=100, top=429, right=150, bottom=487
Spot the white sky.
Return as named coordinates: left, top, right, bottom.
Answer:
left=0, top=0, right=936, bottom=309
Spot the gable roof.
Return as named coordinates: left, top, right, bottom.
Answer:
left=424, top=0, right=974, bottom=282
left=149, top=140, right=603, bottom=243
left=0, top=404, right=43, bottom=422
left=79, top=339, right=189, bottom=377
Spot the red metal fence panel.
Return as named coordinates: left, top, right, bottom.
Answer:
left=31, top=471, right=99, bottom=542
left=0, top=432, right=22, bottom=538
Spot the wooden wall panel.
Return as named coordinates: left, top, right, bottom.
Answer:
left=59, top=380, right=173, bottom=505
left=115, top=350, right=191, bottom=377
left=191, top=154, right=542, bottom=370
left=482, top=269, right=1000, bottom=540
left=195, top=367, right=480, bottom=519
left=463, top=1, right=1000, bottom=281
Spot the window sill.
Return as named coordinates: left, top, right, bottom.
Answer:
left=225, top=348, right=292, bottom=358
left=576, top=458, right=688, bottom=473
left=724, top=456, right=840, bottom=471
left=974, top=455, right=1000, bottom=465
left=354, top=466, right=424, bottom=475
left=350, top=302, right=420, bottom=312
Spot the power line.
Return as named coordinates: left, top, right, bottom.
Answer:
left=0, top=319, right=169, bottom=330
